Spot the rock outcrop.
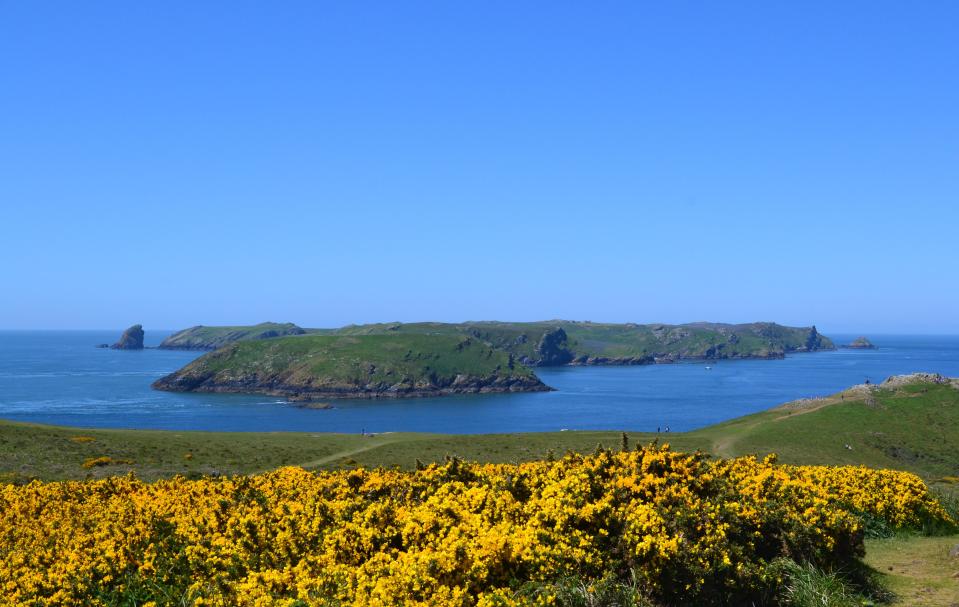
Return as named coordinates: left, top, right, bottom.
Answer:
left=111, top=325, right=144, bottom=350
left=842, top=337, right=876, bottom=349
left=534, top=328, right=574, bottom=366
left=879, top=373, right=957, bottom=389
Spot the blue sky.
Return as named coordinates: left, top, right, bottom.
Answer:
left=1, top=2, right=957, bottom=332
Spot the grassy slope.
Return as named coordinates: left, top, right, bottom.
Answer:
left=158, top=322, right=308, bottom=349
left=863, top=536, right=959, bottom=606
left=3, top=377, right=955, bottom=482
left=154, top=333, right=542, bottom=395
left=694, top=382, right=959, bottom=479
left=0, top=425, right=682, bottom=482
left=337, top=320, right=835, bottom=361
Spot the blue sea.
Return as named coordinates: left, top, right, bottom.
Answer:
left=1, top=331, right=958, bottom=434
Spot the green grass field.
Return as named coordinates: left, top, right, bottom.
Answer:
left=863, top=535, right=959, bottom=606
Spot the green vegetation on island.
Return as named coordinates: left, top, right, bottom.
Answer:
left=157, top=322, right=309, bottom=350
left=158, top=319, right=834, bottom=364
left=152, top=333, right=547, bottom=400
left=151, top=320, right=834, bottom=400
left=338, top=320, right=834, bottom=365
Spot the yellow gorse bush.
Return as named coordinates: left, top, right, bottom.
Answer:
left=0, top=445, right=950, bottom=607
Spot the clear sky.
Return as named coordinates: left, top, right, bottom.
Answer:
left=2, top=2, right=957, bottom=333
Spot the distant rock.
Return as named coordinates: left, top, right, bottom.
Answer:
left=111, top=325, right=144, bottom=350
left=880, top=372, right=955, bottom=389
left=795, top=325, right=829, bottom=352
left=842, top=336, right=876, bottom=349
left=94, top=343, right=110, bottom=349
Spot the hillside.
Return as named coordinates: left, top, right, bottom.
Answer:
left=335, top=320, right=834, bottom=365
left=157, top=322, right=310, bottom=350
left=152, top=333, right=548, bottom=400
left=693, top=372, right=959, bottom=479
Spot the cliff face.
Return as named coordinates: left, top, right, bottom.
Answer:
left=533, top=328, right=574, bottom=366
left=422, top=321, right=834, bottom=367
left=111, top=325, right=144, bottom=350
left=153, top=371, right=548, bottom=401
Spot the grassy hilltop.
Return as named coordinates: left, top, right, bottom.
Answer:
left=157, top=322, right=311, bottom=350
left=153, top=333, right=546, bottom=400
left=366, top=320, right=834, bottom=364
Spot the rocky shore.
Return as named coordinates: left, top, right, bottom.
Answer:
left=152, top=372, right=550, bottom=401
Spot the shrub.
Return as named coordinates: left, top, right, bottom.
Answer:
left=82, top=456, right=134, bottom=469
left=0, top=446, right=949, bottom=606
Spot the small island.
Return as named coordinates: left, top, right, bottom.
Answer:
left=842, top=336, right=876, bottom=349
left=153, top=333, right=549, bottom=400
left=101, top=324, right=145, bottom=350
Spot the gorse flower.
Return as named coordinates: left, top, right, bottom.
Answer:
left=0, top=445, right=950, bottom=606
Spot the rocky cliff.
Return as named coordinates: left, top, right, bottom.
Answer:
left=111, top=325, right=144, bottom=350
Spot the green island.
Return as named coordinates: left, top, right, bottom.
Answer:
left=152, top=320, right=835, bottom=399
left=153, top=333, right=547, bottom=399
left=2, top=374, right=957, bottom=605
left=159, top=320, right=834, bottom=363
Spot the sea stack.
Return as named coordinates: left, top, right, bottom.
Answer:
left=111, top=324, right=145, bottom=350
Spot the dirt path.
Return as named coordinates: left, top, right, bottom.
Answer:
left=709, top=391, right=862, bottom=458
left=293, top=436, right=407, bottom=470
left=864, top=535, right=959, bottom=606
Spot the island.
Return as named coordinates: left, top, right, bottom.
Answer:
left=841, top=336, right=876, bottom=349
left=339, top=320, right=834, bottom=365
left=109, top=324, right=144, bottom=350
left=158, top=322, right=308, bottom=350
left=152, top=333, right=549, bottom=400
left=158, top=319, right=834, bottom=364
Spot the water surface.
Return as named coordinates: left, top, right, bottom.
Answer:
left=1, top=331, right=958, bottom=433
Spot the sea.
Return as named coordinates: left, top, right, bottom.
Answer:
left=1, top=331, right=958, bottom=434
